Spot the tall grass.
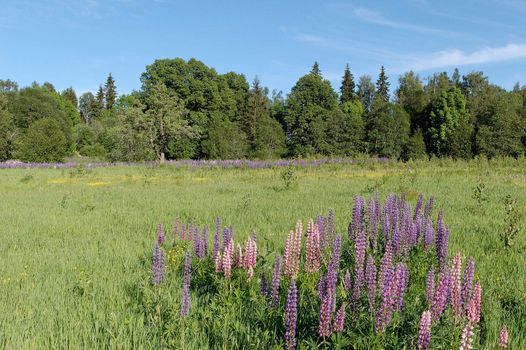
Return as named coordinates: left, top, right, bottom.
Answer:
left=0, top=158, right=524, bottom=348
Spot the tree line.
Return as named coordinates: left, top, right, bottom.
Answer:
left=1, top=58, right=525, bottom=162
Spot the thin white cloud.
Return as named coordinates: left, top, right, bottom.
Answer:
left=401, top=43, right=526, bottom=72
left=353, top=7, right=461, bottom=38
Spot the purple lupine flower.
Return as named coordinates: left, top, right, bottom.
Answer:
left=426, top=266, right=435, bottom=305
left=343, top=269, right=352, bottom=292
left=424, top=218, right=434, bottom=251
left=180, top=252, right=192, bottom=317
left=222, top=227, right=229, bottom=250
left=378, top=244, right=393, bottom=290
left=317, top=275, right=327, bottom=300
left=333, top=303, right=346, bottom=332
left=181, top=223, right=187, bottom=240
left=368, top=198, right=379, bottom=249
left=284, top=281, right=298, bottom=350
left=260, top=273, right=268, bottom=296
left=435, top=210, right=449, bottom=270
left=318, top=288, right=332, bottom=337
left=353, top=228, right=367, bottom=304
left=270, top=256, right=282, bottom=308
left=151, top=243, right=166, bottom=285
left=393, top=263, right=409, bottom=311
left=414, top=193, right=424, bottom=221
left=172, top=219, right=180, bottom=245
left=375, top=265, right=394, bottom=333
left=461, top=257, right=475, bottom=309
left=251, top=230, right=257, bottom=242
left=391, top=225, right=402, bottom=255
left=327, top=208, right=335, bottom=243
left=193, top=227, right=201, bottom=257
left=201, top=226, right=208, bottom=257
left=424, top=196, right=434, bottom=218
left=417, top=310, right=432, bottom=350
left=365, top=255, right=377, bottom=312
left=157, top=223, right=165, bottom=245
left=213, top=223, right=220, bottom=259
left=350, top=196, right=364, bottom=241
left=431, top=270, right=450, bottom=321
left=330, top=235, right=342, bottom=271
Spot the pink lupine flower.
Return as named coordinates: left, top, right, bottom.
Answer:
left=318, top=290, right=332, bottom=337
left=459, top=322, right=474, bottom=350
left=467, top=283, right=481, bottom=324
left=214, top=251, right=222, bottom=273
left=305, top=219, right=321, bottom=273
left=451, top=252, right=463, bottom=318
left=284, top=221, right=302, bottom=279
left=418, top=310, right=432, bottom=350
left=426, top=266, right=435, bottom=305
left=283, top=230, right=294, bottom=278
left=236, top=243, right=243, bottom=267
left=333, top=303, right=346, bottom=332
left=243, top=237, right=257, bottom=280
left=499, top=325, right=508, bottom=348
left=222, top=238, right=234, bottom=278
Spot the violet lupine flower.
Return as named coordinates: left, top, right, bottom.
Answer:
left=188, top=223, right=194, bottom=241
left=451, top=252, right=463, bottom=318
left=244, top=237, right=257, bottom=280
left=270, top=256, right=282, bottom=308
left=151, top=243, right=166, bottom=285
left=284, top=281, right=298, bottom=350
left=414, top=193, right=424, bottom=221
left=330, top=235, right=342, bottom=271
left=424, top=196, right=434, bottom=218
left=305, top=219, right=321, bottom=273
left=251, top=230, right=257, bottom=242
left=201, top=226, right=208, bottom=256
left=461, top=257, right=475, bottom=309
left=431, top=270, right=451, bottom=321
left=378, top=244, right=393, bottom=290
left=260, top=273, right=268, bottom=296
left=499, top=326, right=508, bottom=348
left=368, top=198, right=379, bottom=249
left=365, top=255, right=377, bottom=312
left=222, top=227, right=230, bottom=250
left=435, top=210, right=449, bottom=270
left=343, top=269, right=352, bottom=292
left=181, top=223, right=187, bottom=240
left=180, top=252, right=192, bottom=317
left=193, top=228, right=201, bottom=257
left=393, top=263, right=409, bottom=311
left=353, top=227, right=367, bottom=290
left=172, top=219, right=180, bottom=245
left=424, top=218, right=434, bottom=251
left=213, top=225, right=220, bottom=259
left=426, top=266, right=435, bottom=305
left=459, top=322, right=474, bottom=350
left=318, top=290, right=332, bottom=337
left=349, top=196, right=364, bottom=241
left=391, top=225, right=402, bottom=255
left=333, top=303, right=346, bottom=332
left=375, top=265, right=394, bottom=333
left=327, top=209, right=335, bottom=243
left=417, top=310, right=432, bottom=350
left=236, top=243, right=243, bottom=267
left=157, top=223, right=165, bottom=245
left=467, top=283, right=481, bottom=325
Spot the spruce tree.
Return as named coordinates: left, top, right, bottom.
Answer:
left=310, top=62, right=321, bottom=77
left=96, top=85, right=105, bottom=111
left=375, top=66, right=390, bottom=103
left=340, top=64, right=356, bottom=104
left=104, top=73, right=117, bottom=110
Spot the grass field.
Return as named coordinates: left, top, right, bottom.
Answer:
left=1, top=158, right=525, bottom=349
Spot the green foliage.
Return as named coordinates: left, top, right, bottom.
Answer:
left=501, top=195, right=522, bottom=249
left=403, top=129, right=427, bottom=161
left=79, top=144, right=106, bottom=158
left=327, top=100, right=364, bottom=156
left=429, top=87, right=473, bottom=158
left=201, top=115, right=248, bottom=159
left=357, top=75, right=375, bottom=112
left=14, top=117, right=68, bottom=162
left=104, top=73, right=117, bottom=110
left=284, top=72, right=339, bottom=157
left=0, top=94, right=17, bottom=161
left=375, top=66, right=390, bottom=103
left=280, top=164, right=297, bottom=189
left=339, top=64, right=356, bottom=104
left=472, top=180, right=488, bottom=205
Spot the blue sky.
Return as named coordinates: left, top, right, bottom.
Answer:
left=1, top=0, right=525, bottom=96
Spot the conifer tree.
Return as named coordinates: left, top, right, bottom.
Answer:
left=96, top=85, right=105, bottom=111
left=340, top=64, right=356, bottom=104
left=375, top=66, right=390, bottom=103
left=310, top=62, right=321, bottom=77
left=104, top=73, right=117, bottom=110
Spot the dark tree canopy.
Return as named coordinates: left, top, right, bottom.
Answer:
left=340, top=64, right=356, bottom=104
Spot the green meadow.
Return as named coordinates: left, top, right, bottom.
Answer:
left=0, top=158, right=525, bottom=349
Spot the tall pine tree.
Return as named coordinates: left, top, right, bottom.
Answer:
left=96, top=85, right=105, bottom=112
left=375, top=66, right=390, bottom=103
left=104, top=73, right=117, bottom=110
left=310, top=62, right=321, bottom=77
left=340, top=64, right=356, bottom=104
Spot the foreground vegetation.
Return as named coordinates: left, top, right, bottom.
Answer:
left=0, top=158, right=525, bottom=349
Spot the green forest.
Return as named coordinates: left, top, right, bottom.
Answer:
left=1, top=58, right=526, bottom=162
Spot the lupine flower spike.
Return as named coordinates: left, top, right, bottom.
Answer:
left=418, top=310, right=431, bottom=350
left=284, top=281, right=298, bottom=350
left=499, top=326, right=508, bottom=348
